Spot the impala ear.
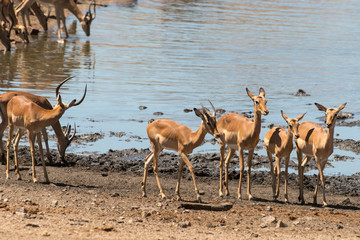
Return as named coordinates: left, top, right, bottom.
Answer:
left=297, top=112, right=306, bottom=121
left=259, top=87, right=265, bottom=97
left=246, top=88, right=255, bottom=100
left=194, top=108, right=209, bottom=123
left=336, top=102, right=347, bottom=112
left=280, top=110, right=288, bottom=122
left=315, top=103, right=327, bottom=112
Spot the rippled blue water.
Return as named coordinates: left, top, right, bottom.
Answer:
left=1, top=0, right=360, bottom=175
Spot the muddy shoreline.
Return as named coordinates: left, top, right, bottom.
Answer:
left=8, top=128, right=360, bottom=200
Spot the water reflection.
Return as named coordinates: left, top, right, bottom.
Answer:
left=0, top=31, right=94, bottom=91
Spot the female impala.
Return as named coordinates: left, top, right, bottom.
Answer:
left=264, top=110, right=306, bottom=203
left=217, top=88, right=269, bottom=200
left=295, top=102, right=346, bottom=207
left=142, top=101, right=219, bottom=202
left=6, top=77, right=86, bottom=183
left=16, top=0, right=96, bottom=41
left=0, top=0, right=29, bottom=45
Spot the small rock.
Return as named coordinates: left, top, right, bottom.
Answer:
left=110, top=193, right=120, bottom=197
left=178, top=221, right=191, bottom=228
left=250, top=233, right=259, bottom=238
left=199, top=190, right=205, bottom=195
left=184, top=109, right=193, bottom=113
left=101, top=226, right=114, bottom=232
left=153, top=112, right=164, bottom=116
left=131, top=206, right=140, bottom=210
left=276, top=220, right=286, bottom=228
left=337, top=225, right=344, bottom=230
left=26, top=223, right=40, bottom=228
left=142, top=211, right=151, bottom=218
left=42, top=231, right=50, bottom=237
left=52, top=200, right=58, bottom=207
left=295, top=89, right=310, bottom=96
left=262, top=215, right=276, bottom=225
left=139, top=106, right=147, bottom=110
left=266, top=206, right=273, bottom=211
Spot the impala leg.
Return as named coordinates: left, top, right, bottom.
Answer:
left=13, top=129, right=24, bottom=180
left=275, top=156, right=281, bottom=200
left=179, top=152, right=201, bottom=202
left=175, top=159, right=185, bottom=201
left=314, top=158, right=327, bottom=207
left=237, top=148, right=244, bottom=200
left=218, top=140, right=225, bottom=197
left=55, top=8, right=63, bottom=41
left=0, top=113, right=7, bottom=165
left=6, top=124, right=14, bottom=180
left=36, top=133, right=49, bottom=183
left=41, top=128, right=53, bottom=164
left=152, top=148, right=166, bottom=200
left=296, top=149, right=305, bottom=204
left=27, top=131, right=38, bottom=183
left=60, top=9, right=69, bottom=38
left=246, top=149, right=255, bottom=200
left=284, top=156, right=290, bottom=203
left=141, top=152, right=154, bottom=198
left=267, top=150, right=276, bottom=200
left=224, top=148, right=235, bottom=197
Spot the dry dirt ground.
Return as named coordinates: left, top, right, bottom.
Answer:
left=0, top=160, right=360, bottom=240
left=1, top=1, right=360, bottom=239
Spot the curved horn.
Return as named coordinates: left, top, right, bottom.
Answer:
left=70, top=84, right=87, bottom=107
left=208, top=100, right=216, bottom=117
left=64, top=124, right=71, bottom=137
left=56, top=76, right=74, bottom=97
left=69, top=123, right=76, bottom=142
left=88, top=0, right=96, bottom=20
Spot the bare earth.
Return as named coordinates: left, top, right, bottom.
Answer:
left=1, top=160, right=360, bottom=240
left=1, top=1, right=360, bottom=239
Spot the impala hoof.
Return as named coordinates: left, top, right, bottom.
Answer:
left=197, top=197, right=202, bottom=203
left=160, top=194, right=166, bottom=201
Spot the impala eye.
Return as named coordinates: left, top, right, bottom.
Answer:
left=289, top=125, right=293, bottom=129
left=255, top=101, right=259, bottom=105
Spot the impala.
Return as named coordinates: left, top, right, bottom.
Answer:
left=217, top=88, right=269, bottom=200
left=0, top=24, right=11, bottom=51
left=0, top=0, right=29, bottom=44
left=16, top=0, right=96, bottom=41
left=264, top=110, right=306, bottom=203
left=142, top=101, right=219, bottom=202
left=6, top=77, right=86, bottom=183
left=295, top=102, right=346, bottom=207
left=0, top=86, right=78, bottom=164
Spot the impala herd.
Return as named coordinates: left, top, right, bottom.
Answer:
left=0, top=83, right=348, bottom=207
left=0, top=0, right=96, bottom=51
left=0, top=0, right=350, bottom=207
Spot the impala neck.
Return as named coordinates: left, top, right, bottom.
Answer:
left=40, top=105, right=66, bottom=127
left=325, top=124, right=336, bottom=149
left=51, top=121, right=66, bottom=142
left=191, top=122, right=208, bottom=149
left=66, top=0, right=85, bottom=22
left=252, top=110, right=262, bottom=137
